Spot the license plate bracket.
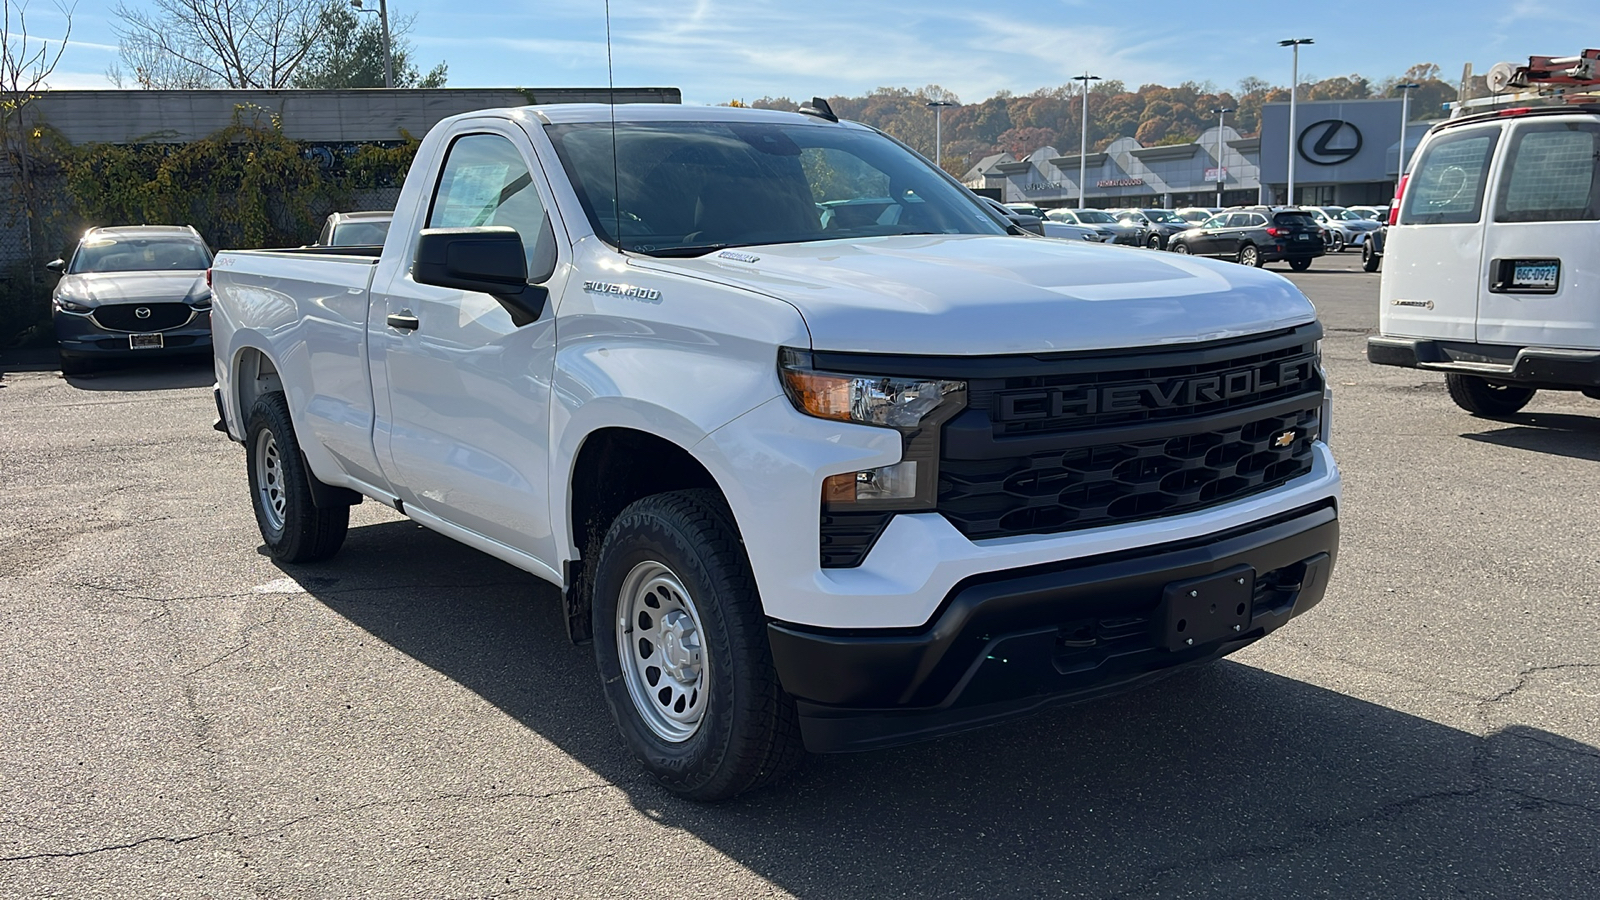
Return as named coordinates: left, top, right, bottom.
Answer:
left=1491, top=258, right=1560, bottom=294
left=129, top=333, right=164, bottom=350
left=1154, top=565, right=1254, bottom=652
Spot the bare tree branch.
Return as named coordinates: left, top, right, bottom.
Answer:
left=111, top=0, right=331, bottom=89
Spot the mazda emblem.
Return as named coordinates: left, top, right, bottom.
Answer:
left=134, top=306, right=152, bottom=319
left=1297, top=119, right=1363, bottom=166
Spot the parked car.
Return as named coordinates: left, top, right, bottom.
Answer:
left=982, top=197, right=1044, bottom=234
left=1118, top=209, right=1189, bottom=249
left=210, top=102, right=1340, bottom=800
left=1043, top=208, right=1121, bottom=243
left=50, top=225, right=214, bottom=375
left=1175, top=207, right=1222, bottom=224
left=1362, top=225, right=1385, bottom=272
left=1040, top=221, right=1109, bottom=241
left=1369, top=105, right=1600, bottom=417
left=316, top=210, right=393, bottom=247
left=1303, top=206, right=1380, bottom=253
left=1004, top=202, right=1048, bottom=219
left=1347, top=205, right=1389, bottom=222
left=1168, top=207, right=1325, bottom=269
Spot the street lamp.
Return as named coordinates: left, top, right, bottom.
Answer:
left=1394, top=82, right=1420, bottom=182
left=1279, top=38, right=1313, bottom=205
left=350, top=0, right=394, bottom=89
left=1211, top=106, right=1234, bottom=207
left=1072, top=72, right=1100, bottom=207
left=926, top=100, right=955, bottom=168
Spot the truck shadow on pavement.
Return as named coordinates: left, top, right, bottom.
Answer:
left=290, top=518, right=1600, bottom=899
left=1461, top=411, right=1600, bottom=463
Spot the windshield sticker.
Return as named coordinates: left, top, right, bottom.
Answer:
left=584, top=281, right=662, bottom=303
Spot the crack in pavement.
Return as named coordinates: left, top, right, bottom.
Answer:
left=1, top=784, right=611, bottom=864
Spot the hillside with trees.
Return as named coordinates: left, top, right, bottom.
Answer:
left=746, top=64, right=1482, bottom=176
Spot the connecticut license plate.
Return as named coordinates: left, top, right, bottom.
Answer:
left=129, top=333, right=163, bottom=350
left=1512, top=262, right=1559, bottom=289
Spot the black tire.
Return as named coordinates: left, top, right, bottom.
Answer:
left=245, top=391, right=349, bottom=563
left=1238, top=244, right=1261, bottom=267
left=1362, top=242, right=1381, bottom=272
left=593, top=489, right=803, bottom=801
left=1288, top=258, right=1312, bottom=271
left=1146, top=233, right=1162, bottom=249
left=1445, top=374, right=1536, bottom=417
left=1331, top=233, right=1346, bottom=253
left=58, top=351, right=93, bottom=377
left=1170, top=242, right=1190, bottom=254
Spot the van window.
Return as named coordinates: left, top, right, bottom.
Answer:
left=1400, top=128, right=1500, bottom=225
left=1494, top=123, right=1600, bottom=223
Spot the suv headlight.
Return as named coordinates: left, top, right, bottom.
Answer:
left=779, top=348, right=966, bottom=510
left=54, top=294, right=92, bottom=314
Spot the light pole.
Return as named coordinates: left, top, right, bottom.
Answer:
left=1279, top=38, right=1313, bottom=205
left=926, top=100, right=955, bottom=169
left=1072, top=72, right=1100, bottom=207
left=1394, top=82, right=1420, bottom=183
left=1211, top=106, right=1233, bottom=207
left=351, top=0, right=394, bottom=89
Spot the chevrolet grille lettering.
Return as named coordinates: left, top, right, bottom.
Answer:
left=998, top=355, right=1317, bottom=422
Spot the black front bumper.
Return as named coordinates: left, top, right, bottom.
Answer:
left=770, top=502, right=1339, bottom=753
left=1367, top=337, right=1600, bottom=388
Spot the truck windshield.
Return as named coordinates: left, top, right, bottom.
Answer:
left=545, top=120, right=1008, bottom=256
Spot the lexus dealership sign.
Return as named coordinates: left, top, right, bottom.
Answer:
left=1297, top=119, right=1363, bottom=166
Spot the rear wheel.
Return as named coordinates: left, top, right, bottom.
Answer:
left=1238, top=244, right=1261, bottom=267
left=1362, top=242, right=1381, bottom=272
left=1288, top=258, right=1312, bottom=271
left=1146, top=233, right=1162, bottom=249
left=1445, top=374, right=1536, bottom=417
left=593, top=489, right=803, bottom=801
left=245, top=392, right=349, bottom=562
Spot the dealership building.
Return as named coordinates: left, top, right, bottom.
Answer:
left=966, top=97, right=1431, bottom=209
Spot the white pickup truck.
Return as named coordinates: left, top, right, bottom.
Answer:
left=211, top=102, right=1341, bottom=800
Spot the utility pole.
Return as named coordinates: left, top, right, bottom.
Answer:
left=1211, top=106, right=1234, bottom=207
left=351, top=0, right=395, bottom=88
left=1279, top=38, right=1313, bottom=205
left=1072, top=71, right=1100, bottom=207
left=926, top=100, right=955, bottom=168
left=1395, top=82, right=1420, bottom=184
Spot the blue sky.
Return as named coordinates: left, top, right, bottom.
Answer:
left=31, top=0, right=1582, bottom=103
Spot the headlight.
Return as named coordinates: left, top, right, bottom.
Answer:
left=779, top=348, right=966, bottom=511
left=189, top=290, right=213, bottom=309
left=54, top=295, right=92, bottom=314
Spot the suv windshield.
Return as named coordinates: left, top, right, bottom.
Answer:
left=1142, top=210, right=1183, bottom=224
left=1074, top=210, right=1116, bottom=223
left=545, top=120, right=1007, bottom=256
left=69, top=236, right=211, bottom=274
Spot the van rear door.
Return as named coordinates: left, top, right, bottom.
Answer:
left=1380, top=124, right=1501, bottom=343
left=1475, top=116, right=1600, bottom=349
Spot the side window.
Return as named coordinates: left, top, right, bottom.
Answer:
left=1201, top=215, right=1226, bottom=229
left=1495, top=123, right=1600, bottom=223
left=1400, top=128, right=1500, bottom=226
left=1227, top=213, right=1252, bottom=227
left=1249, top=214, right=1268, bottom=227
left=428, top=133, right=556, bottom=279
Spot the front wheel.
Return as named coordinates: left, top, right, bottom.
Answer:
left=58, top=351, right=93, bottom=377
left=1288, top=258, right=1312, bottom=271
left=245, top=392, right=349, bottom=562
left=1362, top=242, right=1381, bottom=272
left=593, top=489, right=803, bottom=801
left=1146, top=233, right=1162, bottom=249
left=1238, top=244, right=1262, bottom=267
left=1170, top=242, right=1191, bottom=254
left=1445, top=374, right=1536, bottom=417
left=1331, top=233, right=1346, bottom=253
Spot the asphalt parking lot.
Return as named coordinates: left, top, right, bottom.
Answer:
left=2, top=250, right=1597, bottom=898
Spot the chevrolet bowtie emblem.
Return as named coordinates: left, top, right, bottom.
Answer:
left=1272, top=429, right=1297, bottom=448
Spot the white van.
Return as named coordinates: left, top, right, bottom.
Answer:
left=1369, top=105, right=1600, bottom=416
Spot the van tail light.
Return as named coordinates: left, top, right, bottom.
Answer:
left=205, top=267, right=212, bottom=287
left=1265, top=226, right=1281, bottom=237
left=1388, top=175, right=1409, bottom=226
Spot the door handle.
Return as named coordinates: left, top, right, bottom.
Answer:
left=387, top=310, right=420, bottom=331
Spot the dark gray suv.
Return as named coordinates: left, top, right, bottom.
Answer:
left=50, top=225, right=214, bottom=375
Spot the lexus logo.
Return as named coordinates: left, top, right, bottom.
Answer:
left=1298, top=119, right=1363, bottom=166
left=134, top=306, right=152, bottom=319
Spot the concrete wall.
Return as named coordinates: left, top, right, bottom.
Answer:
left=26, top=87, right=681, bottom=145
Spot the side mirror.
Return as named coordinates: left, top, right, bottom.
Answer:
left=412, top=226, right=548, bottom=326
left=45, top=259, right=65, bottom=275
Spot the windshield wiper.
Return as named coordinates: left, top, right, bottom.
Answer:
left=634, top=244, right=732, bottom=258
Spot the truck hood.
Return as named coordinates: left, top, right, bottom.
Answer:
left=56, top=270, right=207, bottom=306
left=633, top=234, right=1315, bottom=356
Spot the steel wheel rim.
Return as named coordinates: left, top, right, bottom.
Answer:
left=616, top=560, right=708, bottom=743
left=255, top=429, right=287, bottom=534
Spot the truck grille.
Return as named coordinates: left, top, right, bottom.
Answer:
left=815, top=324, right=1324, bottom=565
left=92, top=303, right=193, bottom=332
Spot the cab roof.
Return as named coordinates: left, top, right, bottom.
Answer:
left=495, top=103, right=871, bottom=130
